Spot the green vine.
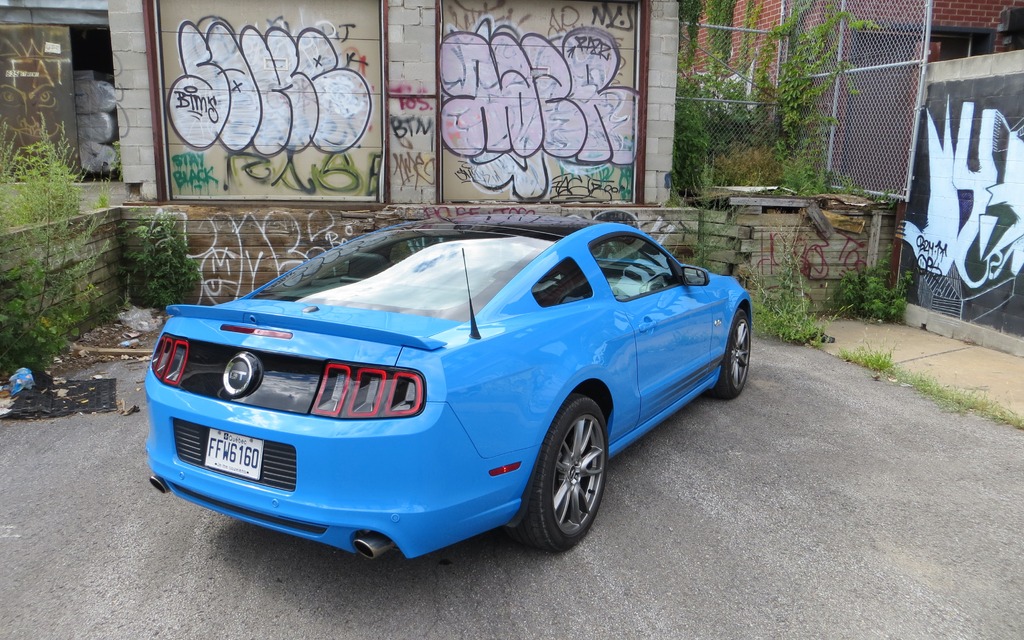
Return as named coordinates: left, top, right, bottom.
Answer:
left=766, top=2, right=877, bottom=189
left=673, top=1, right=877, bottom=195
left=706, top=0, right=739, bottom=60
left=679, top=0, right=704, bottom=64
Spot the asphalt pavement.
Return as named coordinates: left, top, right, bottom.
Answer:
left=1, top=334, right=1023, bottom=638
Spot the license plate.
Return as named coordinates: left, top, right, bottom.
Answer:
left=204, top=429, right=264, bottom=480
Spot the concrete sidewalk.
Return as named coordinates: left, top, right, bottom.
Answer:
left=819, top=319, right=1024, bottom=417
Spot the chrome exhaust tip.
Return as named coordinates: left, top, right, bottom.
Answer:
left=353, top=531, right=396, bottom=559
left=149, top=476, right=169, bottom=494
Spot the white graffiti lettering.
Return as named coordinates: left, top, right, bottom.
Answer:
left=186, top=211, right=362, bottom=303
left=167, top=20, right=373, bottom=156
left=902, top=101, right=1024, bottom=290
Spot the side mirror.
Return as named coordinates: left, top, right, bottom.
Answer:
left=681, top=266, right=709, bottom=287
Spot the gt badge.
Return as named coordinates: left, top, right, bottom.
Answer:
left=223, top=352, right=263, bottom=398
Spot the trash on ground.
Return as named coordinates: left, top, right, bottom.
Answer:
left=9, top=368, right=35, bottom=396
left=118, top=306, right=160, bottom=333
left=0, top=378, right=117, bottom=419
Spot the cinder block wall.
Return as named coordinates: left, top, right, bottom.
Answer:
left=107, top=0, right=158, bottom=201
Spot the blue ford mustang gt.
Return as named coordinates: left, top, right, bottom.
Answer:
left=146, top=214, right=751, bottom=558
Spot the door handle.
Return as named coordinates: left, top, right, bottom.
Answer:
left=638, top=317, right=656, bottom=333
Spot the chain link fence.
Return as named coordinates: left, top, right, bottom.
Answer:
left=813, top=0, right=930, bottom=197
left=677, top=0, right=931, bottom=199
left=676, top=20, right=782, bottom=193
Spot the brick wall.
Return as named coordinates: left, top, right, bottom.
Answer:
left=932, top=0, right=1024, bottom=31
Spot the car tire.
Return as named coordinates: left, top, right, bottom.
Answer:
left=709, top=309, right=751, bottom=399
left=507, top=394, right=607, bottom=552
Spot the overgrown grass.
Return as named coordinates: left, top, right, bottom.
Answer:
left=0, top=123, right=99, bottom=375
left=748, top=231, right=828, bottom=345
left=839, top=346, right=1024, bottom=430
left=836, top=345, right=895, bottom=374
left=753, top=284, right=827, bottom=345
left=711, top=145, right=783, bottom=187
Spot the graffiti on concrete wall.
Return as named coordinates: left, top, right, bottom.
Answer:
left=173, top=210, right=370, bottom=304
left=175, top=207, right=678, bottom=304
left=389, top=82, right=437, bottom=196
left=900, top=75, right=1024, bottom=337
left=157, top=2, right=382, bottom=200
left=439, top=1, right=639, bottom=202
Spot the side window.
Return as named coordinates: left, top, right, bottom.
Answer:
left=590, top=236, right=677, bottom=301
left=532, top=258, right=593, bottom=307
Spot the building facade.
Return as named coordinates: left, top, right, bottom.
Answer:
left=105, top=0, right=680, bottom=205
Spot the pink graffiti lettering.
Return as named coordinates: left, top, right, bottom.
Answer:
left=439, top=20, right=637, bottom=197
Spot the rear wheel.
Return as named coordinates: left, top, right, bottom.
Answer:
left=710, top=310, right=751, bottom=399
left=507, top=395, right=607, bottom=552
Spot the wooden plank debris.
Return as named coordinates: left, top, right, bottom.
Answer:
left=804, top=202, right=835, bottom=239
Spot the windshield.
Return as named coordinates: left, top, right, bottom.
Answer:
left=255, top=228, right=552, bottom=321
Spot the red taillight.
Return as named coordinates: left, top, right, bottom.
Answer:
left=311, top=363, right=352, bottom=416
left=388, top=372, right=424, bottom=417
left=346, top=368, right=388, bottom=417
left=152, top=336, right=189, bottom=385
left=311, top=362, right=425, bottom=419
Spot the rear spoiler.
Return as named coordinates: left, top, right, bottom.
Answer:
left=166, top=304, right=447, bottom=351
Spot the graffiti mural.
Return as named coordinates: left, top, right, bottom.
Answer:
left=157, top=2, right=382, bottom=200
left=900, top=75, right=1024, bottom=337
left=0, top=25, right=78, bottom=156
left=439, top=1, right=639, bottom=203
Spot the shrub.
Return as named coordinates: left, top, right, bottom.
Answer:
left=120, top=213, right=201, bottom=309
left=0, top=125, right=98, bottom=375
left=832, top=262, right=911, bottom=322
left=0, top=128, right=81, bottom=228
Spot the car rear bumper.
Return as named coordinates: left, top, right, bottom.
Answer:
left=145, top=374, right=529, bottom=558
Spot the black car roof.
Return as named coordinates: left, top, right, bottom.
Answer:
left=401, top=213, right=598, bottom=241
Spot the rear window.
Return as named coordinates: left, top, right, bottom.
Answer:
left=532, top=258, right=593, bottom=307
left=255, top=228, right=551, bottom=320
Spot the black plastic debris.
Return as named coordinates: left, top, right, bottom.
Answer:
left=2, top=378, right=117, bottom=419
